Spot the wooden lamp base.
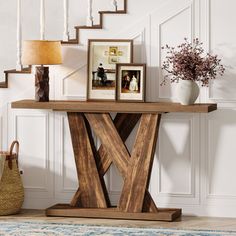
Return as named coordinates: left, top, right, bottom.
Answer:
left=35, top=66, right=49, bottom=102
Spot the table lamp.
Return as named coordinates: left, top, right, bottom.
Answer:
left=22, top=40, right=62, bottom=102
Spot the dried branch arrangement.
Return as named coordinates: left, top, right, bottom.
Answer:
left=161, top=38, right=225, bottom=86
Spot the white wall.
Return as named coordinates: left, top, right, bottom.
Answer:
left=1, top=0, right=236, bottom=217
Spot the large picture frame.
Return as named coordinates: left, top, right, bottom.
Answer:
left=116, top=63, right=146, bottom=102
left=87, top=39, right=133, bottom=101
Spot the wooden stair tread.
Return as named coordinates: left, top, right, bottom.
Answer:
left=0, top=66, right=32, bottom=88
left=61, top=39, right=79, bottom=44
left=4, top=67, right=31, bottom=74
left=99, top=10, right=126, bottom=14
left=75, top=25, right=102, bottom=29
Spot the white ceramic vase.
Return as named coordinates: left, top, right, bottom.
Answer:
left=176, top=79, right=200, bottom=105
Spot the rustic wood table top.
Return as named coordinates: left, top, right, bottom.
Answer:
left=11, top=100, right=217, bottom=113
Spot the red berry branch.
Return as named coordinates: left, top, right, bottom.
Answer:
left=161, top=38, right=225, bottom=86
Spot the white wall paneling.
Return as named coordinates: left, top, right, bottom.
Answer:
left=13, top=112, right=49, bottom=191
left=61, top=64, right=87, bottom=99
left=54, top=44, right=88, bottom=100
left=207, top=0, right=236, bottom=102
left=114, top=15, right=151, bottom=99
left=54, top=112, right=77, bottom=201
left=203, top=109, right=236, bottom=202
left=150, top=113, right=200, bottom=206
left=8, top=108, right=54, bottom=208
left=151, top=0, right=194, bottom=101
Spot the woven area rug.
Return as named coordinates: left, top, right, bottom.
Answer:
left=0, top=221, right=235, bottom=236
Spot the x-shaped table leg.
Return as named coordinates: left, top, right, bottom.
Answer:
left=85, top=113, right=161, bottom=213
left=69, top=113, right=140, bottom=207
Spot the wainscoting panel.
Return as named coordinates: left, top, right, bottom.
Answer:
left=54, top=112, right=78, bottom=201
left=8, top=108, right=54, bottom=204
left=150, top=113, right=200, bottom=206
left=53, top=45, right=88, bottom=101
left=61, top=64, right=87, bottom=99
left=159, top=116, right=194, bottom=196
left=150, top=0, right=193, bottom=101
left=208, top=0, right=236, bottom=102
left=203, top=109, right=236, bottom=205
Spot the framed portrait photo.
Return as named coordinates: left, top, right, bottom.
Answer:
left=116, top=63, right=146, bottom=102
left=87, top=39, right=133, bottom=101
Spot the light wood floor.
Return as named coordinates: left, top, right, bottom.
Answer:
left=0, top=210, right=236, bottom=231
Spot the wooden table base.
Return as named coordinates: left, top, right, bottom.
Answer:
left=46, top=204, right=181, bottom=222
left=45, top=112, right=182, bottom=222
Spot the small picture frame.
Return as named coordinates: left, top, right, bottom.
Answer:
left=116, top=63, right=146, bottom=102
left=87, top=39, right=133, bottom=101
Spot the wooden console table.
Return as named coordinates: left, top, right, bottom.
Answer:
left=11, top=100, right=217, bottom=222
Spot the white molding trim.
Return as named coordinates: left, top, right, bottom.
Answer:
left=13, top=113, right=50, bottom=192
left=60, top=115, right=77, bottom=193
left=61, top=64, right=87, bottom=99
left=156, top=4, right=194, bottom=100
left=206, top=0, right=236, bottom=103
left=206, top=117, right=236, bottom=200
left=157, top=116, right=196, bottom=198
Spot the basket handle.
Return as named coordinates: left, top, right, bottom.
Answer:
left=10, top=141, right=19, bottom=157
left=8, top=141, right=20, bottom=169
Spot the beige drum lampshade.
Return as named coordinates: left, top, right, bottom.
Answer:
left=22, top=40, right=62, bottom=65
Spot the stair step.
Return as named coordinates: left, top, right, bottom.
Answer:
left=0, top=81, right=7, bottom=88
left=4, top=67, right=31, bottom=74
left=61, top=39, right=79, bottom=44
left=75, top=25, right=102, bottom=29
left=99, top=10, right=126, bottom=14
left=0, top=66, right=32, bottom=88
left=66, top=0, right=127, bottom=45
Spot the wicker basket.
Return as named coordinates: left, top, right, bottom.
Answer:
left=0, top=141, right=24, bottom=215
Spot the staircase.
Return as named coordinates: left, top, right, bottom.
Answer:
left=1, top=0, right=128, bottom=88
left=62, top=0, right=127, bottom=45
